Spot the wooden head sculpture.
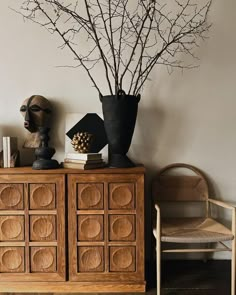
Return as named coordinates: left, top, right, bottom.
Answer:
left=20, top=95, right=53, bottom=148
left=20, top=95, right=59, bottom=169
left=20, top=95, right=52, bottom=133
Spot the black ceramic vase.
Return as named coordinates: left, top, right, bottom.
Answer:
left=100, top=90, right=140, bottom=168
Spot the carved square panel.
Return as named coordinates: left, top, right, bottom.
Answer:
left=78, top=215, right=103, bottom=241
left=29, top=183, right=56, bottom=210
left=0, top=184, right=24, bottom=210
left=0, top=247, right=24, bottom=273
left=30, top=247, right=57, bottom=272
left=110, top=246, right=136, bottom=272
left=78, top=246, right=104, bottom=272
left=0, top=216, right=24, bottom=241
left=109, top=215, right=135, bottom=241
left=77, top=183, right=104, bottom=209
left=30, top=215, right=56, bottom=241
left=109, top=183, right=135, bottom=209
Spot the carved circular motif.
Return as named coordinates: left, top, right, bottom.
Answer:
left=1, top=219, right=22, bottom=239
left=80, top=218, right=101, bottom=239
left=32, top=218, right=53, bottom=238
left=81, top=249, right=102, bottom=270
left=33, top=248, right=54, bottom=269
left=112, top=186, right=132, bottom=207
left=112, top=217, right=133, bottom=238
left=112, top=248, right=133, bottom=269
left=0, top=186, right=21, bottom=208
left=81, top=186, right=102, bottom=207
left=32, top=186, right=54, bottom=207
left=2, top=249, right=22, bottom=270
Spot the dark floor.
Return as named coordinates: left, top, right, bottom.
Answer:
left=2, top=260, right=231, bottom=295
left=147, top=260, right=230, bottom=295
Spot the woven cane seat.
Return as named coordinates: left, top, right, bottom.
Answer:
left=153, top=217, right=234, bottom=243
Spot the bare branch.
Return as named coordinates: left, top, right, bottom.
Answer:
left=15, top=0, right=212, bottom=97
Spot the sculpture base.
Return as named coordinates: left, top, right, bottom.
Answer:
left=32, top=159, right=60, bottom=170
left=109, top=154, right=135, bottom=168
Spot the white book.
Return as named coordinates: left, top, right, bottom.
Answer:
left=66, top=152, right=102, bottom=161
left=64, top=158, right=104, bottom=164
left=7, top=137, right=10, bottom=168
left=7, top=137, right=18, bottom=168
left=62, top=160, right=106, bottom=170
left=2, top=137, right=8, bottom=168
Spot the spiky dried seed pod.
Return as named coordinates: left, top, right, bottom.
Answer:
left=71, top=132, right=94, bottom=153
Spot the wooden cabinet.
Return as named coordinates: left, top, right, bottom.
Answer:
left=0, top=167, right=145, bottom=293
left=68, top=172, right=145, bottom=286
left=0, top=173, right=65, bottom=282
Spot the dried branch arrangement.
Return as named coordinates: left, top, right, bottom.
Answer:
left=17, top=0, right=212, bottom=96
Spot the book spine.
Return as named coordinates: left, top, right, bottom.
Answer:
left=63, top=162, right=84, bottom=169
left=7, top=137, right=10, bottom=168
left=66, top=154, right=85, bottom=160
left=63, top=161, right=105, bottom=169
left=66, top=153, right=102, bottom=160
left=0, top=151, right=3, bottom=168
left=3, top=137, right=8, bottom=168
left=64, top=158, right=87, bottom=164
left=64, top=158, right=103, bottom=164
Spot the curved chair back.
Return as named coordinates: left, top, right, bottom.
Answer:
left=152, top=163, right=209, bottom=202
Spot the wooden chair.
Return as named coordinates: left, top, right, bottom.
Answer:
left=152, top=163, right=236, bottom=295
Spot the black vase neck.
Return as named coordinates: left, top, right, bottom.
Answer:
left=99, top=90, right=141, bottom=103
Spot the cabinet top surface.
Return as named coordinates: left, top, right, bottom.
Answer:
left=0, top=166, right=145, bottom=175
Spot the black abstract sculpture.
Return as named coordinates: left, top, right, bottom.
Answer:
left=33, top=127, right=59, bottom=170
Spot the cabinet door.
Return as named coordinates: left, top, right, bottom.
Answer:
left=68, top=172, right=144, bottom=282
left=0, top=174, right=65, bottom=281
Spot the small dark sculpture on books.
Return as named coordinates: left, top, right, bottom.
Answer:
left=20, top=95, right=59, bottom=169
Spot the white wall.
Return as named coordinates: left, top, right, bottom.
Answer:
left=1, top=1, right=236, bottom=259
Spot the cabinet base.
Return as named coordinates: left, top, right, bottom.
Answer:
left=0, top=281, right=146, bottom=293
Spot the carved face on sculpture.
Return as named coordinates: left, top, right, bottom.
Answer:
left=20, top=95, right=52, bottom=133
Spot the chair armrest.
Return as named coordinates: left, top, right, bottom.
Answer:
left=155, top=204, right=161, bottom=213
left=208, top=198, right=236, bottom=210
left=153, top=204, right=161, bottom=241
left=208, top=198, right=236, bottom=233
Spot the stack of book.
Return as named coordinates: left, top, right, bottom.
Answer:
left=2, top=137, right=19, bottom=168
left=63, top=152, right=106, bottom=169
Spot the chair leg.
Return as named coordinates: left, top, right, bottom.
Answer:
left=232, top=238, right=235, bottom=295
left=156, top=242, right=161, bottom=295
left=203, top=243, right=209, bottom=263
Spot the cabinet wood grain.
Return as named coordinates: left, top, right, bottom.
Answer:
left=68, top=170, right=145, bottom=289
left=0, top=173, right=65, bottom=281
left=0, top=167, right=145, bottom=292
